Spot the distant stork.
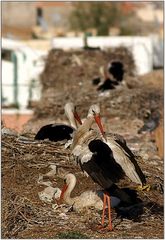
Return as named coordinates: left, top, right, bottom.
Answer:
left=138, top=110, right=160, bottom=134
left=96, top=66, right=117, bottom=92
left=108, top=61, right=124, bottom=82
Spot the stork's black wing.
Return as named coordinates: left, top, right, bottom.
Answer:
left=81, top=139, right=125, bottom=186
left=35, top=124, right=74, bottom=141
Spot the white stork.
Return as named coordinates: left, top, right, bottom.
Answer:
left=69, top=104, right=147, bottom=230
left=59, top=173, right=121, bottom=212
left=34, top=102, right=82, bottom=142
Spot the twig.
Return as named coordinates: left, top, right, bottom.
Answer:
left=17, top=139, right=39, bottom=144
left=18, top=210, right=31, bottom=223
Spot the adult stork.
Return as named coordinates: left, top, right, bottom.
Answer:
left=35, top=102, right=82, bottom=142
left=70, top=104, right=148, bottom=230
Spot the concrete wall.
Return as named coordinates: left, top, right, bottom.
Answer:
left=2, top=2, right=36, bottom=28
left=2, top=2, right=72, bottom=29
left=2, top=38, right=45, bottom=109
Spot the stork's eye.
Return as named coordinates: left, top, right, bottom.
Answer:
left=64, top=179, right=66, bottom=183
left=92, top=110, right=96, bottom=115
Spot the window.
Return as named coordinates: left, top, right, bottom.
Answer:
left=2, top=49, right=12, bottom=62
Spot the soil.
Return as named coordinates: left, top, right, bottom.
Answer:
left=2, top=48, right=164, bottom=239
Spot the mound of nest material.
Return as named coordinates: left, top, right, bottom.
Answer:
left=2, top=131, right=163, bottom=238
left=24, top=47, right=163, bottom=135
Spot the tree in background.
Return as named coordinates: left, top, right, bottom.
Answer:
left=69, top=2, right=138, bottom=36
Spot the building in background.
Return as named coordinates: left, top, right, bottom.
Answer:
left=2, top=2, right=164, bottom=39
left=2, top=2, right=73, bottom=39
left=1, top=1, right=163, bottom=132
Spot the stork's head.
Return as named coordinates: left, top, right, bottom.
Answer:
left=59, top=173, right=76, bottom=203
left=87, top=104, right=100, bottom=117
left=64, top=173, right=76, bottom=186
left=88, top=104, right=106, bottom=141
left=64, top=102, right=75, bottom=113
left=64, top=102, right=82, bottom=126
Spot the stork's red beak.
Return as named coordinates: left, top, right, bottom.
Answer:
left=94, top=114, right=107, bottom=141
left=59, top=184, right=68, bottom=203
left=74, top=111, right=82, bottom=125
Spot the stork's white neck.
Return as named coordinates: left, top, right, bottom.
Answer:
left=71, top=116, right=94, bottom=149
left=65, top=105, right=78, bottom=129
left=63, top=174, right=77, bottom=205
left=68, top=112, right=78, bottom=129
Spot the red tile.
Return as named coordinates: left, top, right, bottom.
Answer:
left=2, top=113, right=33, bottom=133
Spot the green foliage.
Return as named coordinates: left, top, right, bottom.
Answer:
left=69, top=2, right=134, bottom=36
left=56, top=231, right=90, bottom=239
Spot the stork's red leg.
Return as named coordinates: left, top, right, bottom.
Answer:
left=101, top=193, right=107, bottom=226
left=96, top=193, right=113, bottom=232
left=107, top=194, right=113, bottom=231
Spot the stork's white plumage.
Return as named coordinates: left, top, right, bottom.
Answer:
left=102, top=133, right=146, bottom=186
left=64, top=102, right=82, bottom=129
left=71, top=104, right=104, bottom=149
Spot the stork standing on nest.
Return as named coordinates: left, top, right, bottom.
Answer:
left=34, top=102, right=82, bottom=142
left=68, top=104, right=148, bottom=230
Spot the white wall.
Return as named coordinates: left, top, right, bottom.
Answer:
left=52, top=36, right=154, bottom=75
left=2, top=61, right=14, bottom=105
left=2, top=38, right=46, bottom=109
